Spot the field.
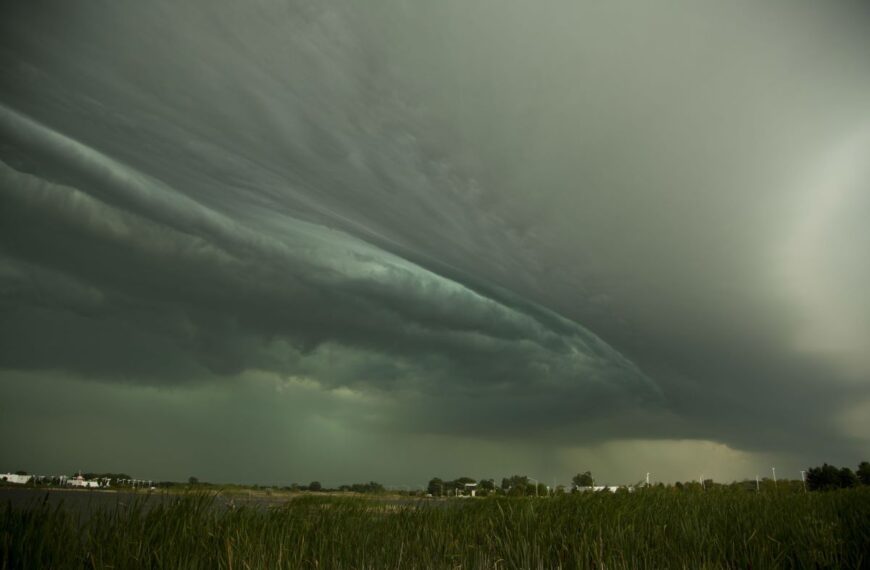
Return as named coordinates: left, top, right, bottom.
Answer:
left=3, top=488, right=869, bottom=569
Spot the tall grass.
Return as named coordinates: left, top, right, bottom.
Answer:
left=3, top=488, right=868, bottom=569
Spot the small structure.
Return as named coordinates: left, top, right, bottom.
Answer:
left=0, top=473, right=32, bottom=485
left=462, top=482, right=478, bottom=497
left=574, top=485, right=620, bottom=493
left=67, top=473, right=101, bottom=488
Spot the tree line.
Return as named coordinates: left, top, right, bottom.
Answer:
left=8, top=462, right=868, bottom=494
left=805, top=461, right=870, bottom=491
left=427, top=475, right=573, bottom=497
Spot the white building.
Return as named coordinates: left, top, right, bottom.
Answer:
left=574, top=485, right=620, bottom=493
left=68, top=474, right=101, bottom=488
left=0, top=473, right=32, bottom=485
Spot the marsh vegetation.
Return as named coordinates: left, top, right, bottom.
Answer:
left=3, top=487, right=869, bottom=569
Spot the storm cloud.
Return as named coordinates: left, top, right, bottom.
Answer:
left=1, top=0, right=869, bottom=483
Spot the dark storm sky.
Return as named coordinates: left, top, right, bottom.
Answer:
left=1, top=0, right=869, bottom=485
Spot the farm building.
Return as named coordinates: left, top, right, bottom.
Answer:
left=574, top=485, right=621, bottom=493
left=67, top=474, right=102, bottom=488
left=0, top=473, right=32, bottom=485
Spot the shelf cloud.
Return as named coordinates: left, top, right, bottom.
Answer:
left=1, top=0, right=869, bottom=483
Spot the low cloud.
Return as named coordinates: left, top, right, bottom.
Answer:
left=2, top=0, right=869, bottom=478
left=0, top=105, right=660, bottom=439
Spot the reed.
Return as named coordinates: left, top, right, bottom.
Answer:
left=3, top=488, right=868, bottom=569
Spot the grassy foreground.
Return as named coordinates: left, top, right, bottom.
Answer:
left=2, top=488, right=869, bottom=569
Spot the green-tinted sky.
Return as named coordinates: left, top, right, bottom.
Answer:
left=1, top=0, right=869, bottom=486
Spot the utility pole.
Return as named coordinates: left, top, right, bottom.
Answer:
left=645, top=472, right=650, bottom=487
left=755, top=475, right=760, bottom=492
left=800, top=470, right=807, bottom=493
left=772, top=467, right=777, bottom=488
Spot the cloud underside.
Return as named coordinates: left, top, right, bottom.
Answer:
left=0, top=105, right=660, bottom=437
left=2, top=0, right=869, bottom=472
left=0, top=368, right=789, bottom=485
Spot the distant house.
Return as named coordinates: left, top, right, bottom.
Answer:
left=0, top=473, right=32, bottom=485
left=462, top=482, right=478, bottom=497
left=68, top=473, right=101, bottom=488
left=574, top=485, right=620, bottom=493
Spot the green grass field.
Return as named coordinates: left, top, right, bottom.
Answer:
left=3, top=488, right=869, bottom=569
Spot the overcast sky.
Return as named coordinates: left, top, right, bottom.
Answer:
left=1, top=0, right=869, bottom=486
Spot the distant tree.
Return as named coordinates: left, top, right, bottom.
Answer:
left=806, top=464, right=835, bottom=491
left=478, top=479, right=495, bottom=491
left=472, top=479, right=495, bottom=497
left=734, top=480, right=758, bottom=492
left=349, top=481, right=384, bottom=494
left=451, top=476, right=475, bottom=492
left=806, top=463, right=855, bottom=491
left=857, top=462, right=870, bottom=486
left=502, top=475, right=530, bottom=496
left=428, top=477, right=444, bottom=496
left=14, top=470, right=28, bottom=476
left=309, top=481, right=322, bottom=492
left=84, top=472, right=130, bottom=482
left=838, top=467, right=858, bottom=488
left=188, top=476, right=199, bottom=485
left=511, top=475, right=530, bottom=488
left=446, top=477, right=475, bottom=496
left=572, top=471, right=594, bottom=488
